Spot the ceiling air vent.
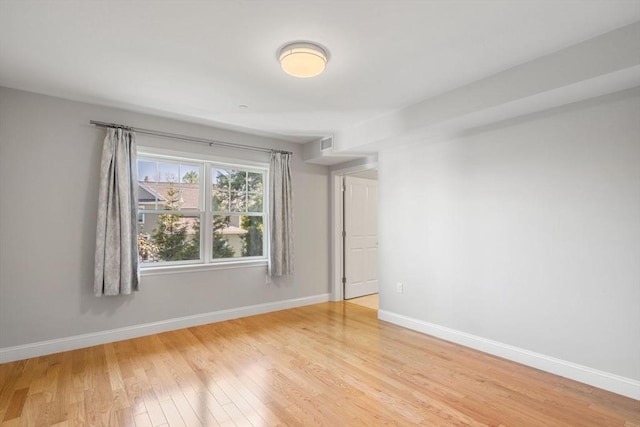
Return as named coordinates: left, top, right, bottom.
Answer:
left=320, top=136, right=333, bottom=151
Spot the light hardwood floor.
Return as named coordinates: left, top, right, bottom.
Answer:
left=1, top=302, right=638, bottom=426
left=346, top=294, right=379, bottom=310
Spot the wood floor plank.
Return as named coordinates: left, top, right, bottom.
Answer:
left=140, top=388, right=167, bottom=427
left=133, top=411, right=153, bottom=427
left=1, top=302, right=638, bottom=426
left=0, top=418, right=21, bottom=427
left=156, top=398, right=185, bottom=427
left=67, top=401, right=86, bottom=427
left=1, top=388, right=28, bottom=422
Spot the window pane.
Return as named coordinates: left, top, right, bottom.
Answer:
left=231, top=170, right=248, bottom=192
left=240, top=216, right=264, bottom=257
left=180, top=165, right=200, bottom=184
left=212, top=215, right=234, bottom=258
left=230, top=190, right=246, bottom=212
left=212, top=168, right=230, bottom=211
left=247, top=192, right=263, bottom=212
left=212, top=215, right=263, bottom=259
left=178, top=164, right=201, bottom=211
left=138, top=183, right=159, bottom=210
left=156, top=162, right=179, bottom=183
left=138, top=213, right=201, bottom=263
left=212, top=189, right=229, bottom=211
left=247, top=172, right=263, bottom=193
left=138, top=160, right=159, bottom=209
left=138, top=160, right=156, bottom=183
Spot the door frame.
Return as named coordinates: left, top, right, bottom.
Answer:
left=330, top=160, right=378, bottom=301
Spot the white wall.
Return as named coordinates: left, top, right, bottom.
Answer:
left=0, top=87, right=330, bottom=351
left=378, top=89, right=640, bottom=383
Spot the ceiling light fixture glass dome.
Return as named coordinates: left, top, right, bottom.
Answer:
left=278, top=42, right=328, bottom=78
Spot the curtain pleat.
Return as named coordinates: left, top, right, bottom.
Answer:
left=269, top=152, right=293, bottom=276
left=94, top=128, right=139, bottom=296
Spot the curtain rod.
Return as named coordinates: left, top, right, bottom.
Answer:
left=90, top=120, right=293, bottom=155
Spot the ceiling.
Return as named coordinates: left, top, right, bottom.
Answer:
left=1, top=1, right=639, bottom=145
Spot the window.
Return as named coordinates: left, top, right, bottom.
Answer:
left=137, top=150, right=267, bottom=268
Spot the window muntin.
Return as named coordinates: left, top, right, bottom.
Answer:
left=137, top=153, right=267, bottom=268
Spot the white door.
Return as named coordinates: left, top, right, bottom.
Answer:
left=344, top=176, right=378, bottom=299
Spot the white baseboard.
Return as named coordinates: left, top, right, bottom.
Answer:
left=0, top=293, right=330, bottom=364
left=378, top=310, right=640, bottom=400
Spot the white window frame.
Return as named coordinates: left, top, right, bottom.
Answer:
left=137, top=147, right=269, bottom=274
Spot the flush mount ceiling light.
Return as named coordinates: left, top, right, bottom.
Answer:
left=278, top=42, right=328, bottom=78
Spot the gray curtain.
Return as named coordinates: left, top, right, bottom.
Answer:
left=94, top=128, right=139, bottom=296
left=269, top=152, right=293, bottom=276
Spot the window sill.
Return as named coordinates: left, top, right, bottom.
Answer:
left=140, top=259, right=268, bottom=277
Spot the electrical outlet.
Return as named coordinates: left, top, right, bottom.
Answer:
left=396, top=282, right=403, bottom=293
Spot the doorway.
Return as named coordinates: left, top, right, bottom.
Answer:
left=330, top=162, right=379, bottom=308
